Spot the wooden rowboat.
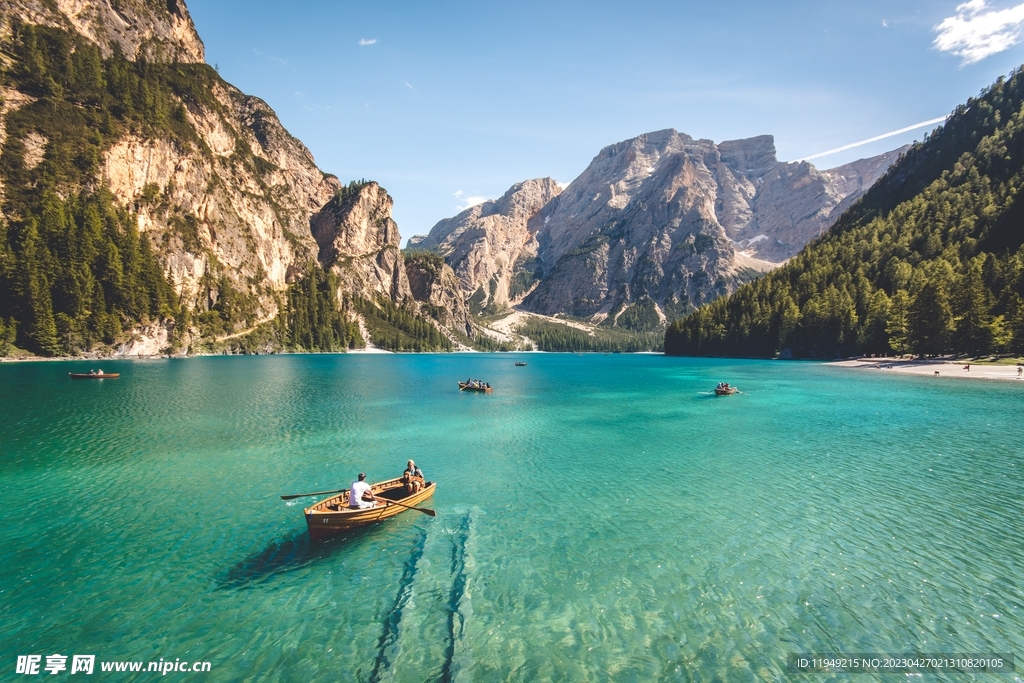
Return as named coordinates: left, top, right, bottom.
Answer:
left=304, top=477, right=436, bottom=540
left=459, top=381, right=492, bottom=392
left=714, top=385, right=738, bottom=395
left=69, top=373, right=120, bottom=379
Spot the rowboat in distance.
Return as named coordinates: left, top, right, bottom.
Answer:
left=459, top=380, right=492, bottom=392
left=515, top=361, right=527, bottom=366
left=69, top=372, right=120, bottom=379
left=304, top=477, right=436, bottom=540
left=714, top=383, right=738, bottom=395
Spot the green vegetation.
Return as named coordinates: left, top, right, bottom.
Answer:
left=471, top=334, right=520, bottom=352
left=518, top=319, right=662, bottom=352
left=0, top=188, right=176, bottom=355
left=666, top=69, right=1024, bottom=359
left=355, top=297, right=452, bottom=352
left=284, top=266, right=362, bottom=351
left=402, top=248, right=446, bottom=275
left=0, top=22, right=369, bottom=356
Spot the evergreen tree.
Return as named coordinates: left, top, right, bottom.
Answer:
left=952, top=262, right=994, bottom=355
left=886, top=290, right=911, bottom=356
left=908, top=281, right=953, bottom=356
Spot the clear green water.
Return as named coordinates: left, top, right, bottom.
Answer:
left=1, top=354, right=1022, bottom=682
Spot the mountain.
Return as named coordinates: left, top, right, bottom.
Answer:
left=0, top=0, right=456, bottom=356
left=665, top=70, right=1024, bottom=359
left=412, top=130, right=903, bottom=329
left=407, top=178, right=560, bottom=312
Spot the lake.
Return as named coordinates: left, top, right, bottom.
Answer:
left=1, top=354, right=1022, bottom=681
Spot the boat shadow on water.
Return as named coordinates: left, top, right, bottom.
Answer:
left=218, top=521, right=408, bottom=590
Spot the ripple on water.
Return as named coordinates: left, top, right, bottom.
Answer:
left=1, top=355, right=1022, bottom=681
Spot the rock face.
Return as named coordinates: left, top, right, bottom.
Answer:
left=409, top=178, right=561, bottom=309
left=1, top=0, right=423, bottom=347
left=101, top=80, right=340, bottom=324
left=404, top=252, right=473, bottom=337
left=310, top=182, right=412, bottom=303
left=418, top=129, right=904, bottom=322
left=0, top=0, right=205, bottom=62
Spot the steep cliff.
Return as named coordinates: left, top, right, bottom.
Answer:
left=403, top=250, right=473, bottom=338
left=0, top=0, right=205, bottom=62
left=0, top=0, right=430, bottom=356
left=409, top=178, right=561, bottom=311
left=311, top=181, right=411, bottom=303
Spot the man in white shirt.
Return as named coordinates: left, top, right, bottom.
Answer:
left=348, top=473, right=377, bottom=509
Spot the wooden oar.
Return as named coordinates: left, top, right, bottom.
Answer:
left=384, top=498, right=437, bottom=517
left=280, top=488, right=347, bottom=501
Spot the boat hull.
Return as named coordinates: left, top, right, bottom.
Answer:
left=304, top=478, right=435, bottom=540
left=69, top=373, right=120, bottom=379
left=458, top=382, right=492, bottom=392
left=714, top=387, right=738, bottom=395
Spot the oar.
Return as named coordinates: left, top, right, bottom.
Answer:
left=280, top=488, right=347, bottom=501
left=384, top=498, right=437, bottom=517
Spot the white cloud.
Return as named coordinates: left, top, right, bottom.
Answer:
left=359, top=38, right=378, bottom=46
left=882, top=19, right=888, bottom=28
left=453, top=190, right=489, bottom=211
left=934, top=0, right=1024, bottom=64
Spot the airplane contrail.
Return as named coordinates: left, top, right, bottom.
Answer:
left=799, top=116, right=948, bottom=161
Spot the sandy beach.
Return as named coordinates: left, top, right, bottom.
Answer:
left=830, top=357, right=1024, bottom=382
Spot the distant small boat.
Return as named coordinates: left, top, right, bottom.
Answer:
left=69, top=372, right=120, bottom=379
left=714, top=384, right=738, bottom=395
left=515, top=361, right=527, bottom=366
left=459, top=380, right=492, bottom=392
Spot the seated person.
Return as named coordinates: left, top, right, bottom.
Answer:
left=403, top=460, right=424, bottom=494
left=348, top=473, right=377, bottom=509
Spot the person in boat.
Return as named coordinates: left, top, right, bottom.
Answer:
left=348, top=473, right=377, bottom=509
left=402, top=460, right=424, bottom=494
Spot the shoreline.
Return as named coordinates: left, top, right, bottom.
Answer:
left=829, top=357, right=1024, bottom=382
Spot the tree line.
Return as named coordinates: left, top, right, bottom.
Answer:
left=666, top=69, right=1024, bottom=359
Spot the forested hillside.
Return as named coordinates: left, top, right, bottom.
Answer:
left=665, top=69, right=1024, bottom=359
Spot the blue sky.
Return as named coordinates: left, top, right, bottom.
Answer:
left=188, top=0, right=1024, bottom=242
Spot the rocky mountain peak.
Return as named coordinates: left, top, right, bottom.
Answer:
left=409, top=177, right=561, bottom=311
left=1, top=0, right=206, bottom=62
left=718, top=135, right=778, bottom=178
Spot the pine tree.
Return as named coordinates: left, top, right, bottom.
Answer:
left=952, top=263, right=993, bottom=355
left=909, top=281, right=953, bottom=356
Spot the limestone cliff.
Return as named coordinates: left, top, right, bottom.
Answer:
left=409, top=178, right=560, bottom=310
left=403, top=251, right=473, bottom=337
left=0, top=0, right=205, bottom=62
left=0, top=0, right=428, bottom=355
left=310, top=181, right=412, bottom=303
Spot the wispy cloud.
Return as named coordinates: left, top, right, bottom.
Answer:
left=453, top=190, right=489, bottom=211
left=253, top=48, right=288, bottom=65
left=359, top=38, right=378, bottom=46
left=934, top=0, right=1024, bottom=64
left=405, top=81, right=416, bottom=91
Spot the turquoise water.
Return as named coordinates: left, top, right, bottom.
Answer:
left=1, top=354, right=1022, bottom=682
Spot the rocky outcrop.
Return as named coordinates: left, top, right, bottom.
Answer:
left=723, top=142, right=908, bottom=262
left=310, top=182, right=412, bottom=303
left=409, top=178, right=561, bottom=310
left=102, top=80, right=340, bottom=323
left=0, top=0, right=205, bottom=62
left=404, top=252, right=473, bottom=337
